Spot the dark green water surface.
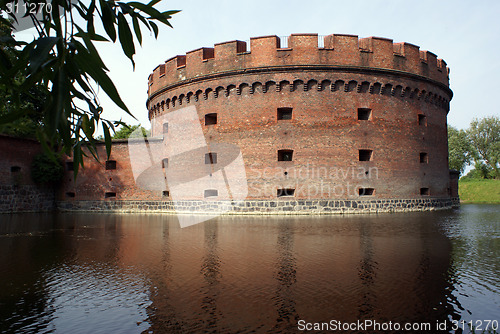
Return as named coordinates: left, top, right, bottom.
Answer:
left=0, top=204, right=498, bottom=333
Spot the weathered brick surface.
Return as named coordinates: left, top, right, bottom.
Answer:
left=148, top=34, right=450, bottom=95
left=0, top=135, right=56, bottom=213
left=144, top=33, right=454, bottom=203
left=2, top=34, right=460, bottom=213
left=59, top=140, right=162, bottom=201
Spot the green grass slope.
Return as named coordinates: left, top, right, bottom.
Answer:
left=459, top=179, right=500, bottom=203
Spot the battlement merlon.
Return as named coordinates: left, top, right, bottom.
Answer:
left=147, top=34, right=450, bottom=95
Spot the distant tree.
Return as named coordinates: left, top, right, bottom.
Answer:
left=0, top=0, right=179, bottom=177
left=467, top=116, right=500, bottom=179
left=112, top=124, right=150, bottom=139
left=448, top=125, right=472, bottom=176
left=460, top=162, right=496, bottom=180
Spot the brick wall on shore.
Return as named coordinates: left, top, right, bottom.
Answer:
left=0, top=135, right=55, bottom=213
left=1, top=33, right=461, bottom=214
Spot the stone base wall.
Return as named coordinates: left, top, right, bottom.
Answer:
left=0, top=185, right=55, bottom=213
left=58, top=197, right=458, bottom=215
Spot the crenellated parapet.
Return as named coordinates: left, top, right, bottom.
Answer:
left=147, top=33, right=450, bottom=103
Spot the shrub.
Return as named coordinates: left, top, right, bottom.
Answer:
left=31, top=153, right=64, bottom=185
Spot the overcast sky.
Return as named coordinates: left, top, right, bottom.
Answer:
left=18, top=0, right=500, bottom=130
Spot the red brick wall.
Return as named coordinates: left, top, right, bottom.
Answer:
left=147, top=34, right=450, bottom=100
left=61, top=34, right=454, bottom=203
left=0, top=135, right=55, bottom=212
left=0, top=135, right=41, bottom=186
left=59, top=140, right=163, bottom=201
left=144, top=34, right=453, bottom=201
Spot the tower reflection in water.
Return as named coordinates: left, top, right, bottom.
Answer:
left=134, top=214, right=459, bottom=333
left=0, top=212, right=462, bottom=333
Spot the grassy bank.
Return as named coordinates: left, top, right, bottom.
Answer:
left=459, top=179, right=500, bottom=203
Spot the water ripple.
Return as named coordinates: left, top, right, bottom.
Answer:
left=0, top=207, right=498, bottom=333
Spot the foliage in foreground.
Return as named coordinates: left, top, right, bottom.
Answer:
left=0, top=0, right=178, bottom=178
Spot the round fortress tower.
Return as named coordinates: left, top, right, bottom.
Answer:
left=146, top=33, right=456, bottom=212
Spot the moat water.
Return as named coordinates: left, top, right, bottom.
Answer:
left=0, top=205, right=498, bottom=333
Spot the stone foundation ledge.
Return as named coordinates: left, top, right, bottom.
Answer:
left=57, top=197, right=458, bottom=215
left=0, top=185, right=55, bottom=213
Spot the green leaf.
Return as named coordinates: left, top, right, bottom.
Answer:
left=82, top=114, right=93, bottom=138
left=163, top=10, right=182, bottom=16
left=27, top=37, right=59, bottom=74
left=84, top=137, right=100, bottom=162
left=117, top=2, right=132, bottom=14
left=35, top=130, right=53, bottom=158
left=65, top=59, right=93, bottom=93
left=128, top=2, right=167, bottom=22
left=50, top=1, right=63, bottom=37
left=73, top=2, right=88, bottom=20
left=73, top=142, right=82, bottom=180
left=132, top=15, right=142, bottom=45
left=0, top=48, right=13, bottom=70
left=99, top=0, right=117, bottom=42
left=73, top=45, right=133, bottom=117
left=102, top=122, right=112, bottom=158
left=136, top=14, right=151, bottom=31
left=147, top=0, right=163, bottom=7
left=0, top=109, right=30, bottom=125
left=0, top=33, right=16, bottom=44
left=89, top=33, right=109, bottom=42
left=0, top=0, right=178, bottom=178
left=117, top=12, right=135, bottom=66
left=46, top=68, right=69, bottom=136
left=73, top=28, right=108, bottom=70
left=161, top=10, right=181, bottom=28
left=149, top=21, right=158, bottom=38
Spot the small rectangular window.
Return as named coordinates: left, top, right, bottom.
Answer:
left=105, top=192, right=116, bottom=198
left=10, top=166, right=21, bottom=173
left=418, top=114, right=427, bottom=126
left=277, top=188, right=295, bottom=197
left=205, top=113, right=217, bottom=125
left=358, top=188, right=374, bottom=196
left=420, top=187, right=430, bottom=196
left=106, top=160, right=117, bottom=170
left=205, top=153, right=217, bottom=164
left=163, top=190, right=170, bottom=197
left=277, top=107, right=293, bottom=120
left=66, top=161, right=74, bottom=171
left=359, top=149, right=373, bottom=161
left=66, top=192, right=75, bottom=198
left=162, top=158, right=169, bottom=168
left=420, top=152, right=428, bottom=164
left=278, top=149, right=294, bottom=161
left=358, top=108, right=372, bottom=120
left=204, top=189, right=218, bottom=198
left=163, top=123, right=169, bottom=134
